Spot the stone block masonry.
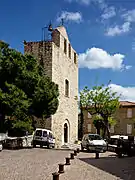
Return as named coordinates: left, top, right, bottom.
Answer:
left=24, top=26, right=78, bottom=148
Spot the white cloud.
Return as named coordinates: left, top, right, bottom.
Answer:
left=65, top=0, right=91, bottom=5
left=109, top=84, right=135, bottom=102
left=132, top=39, right=135, bottom=52
left=79, top=84, right=135, bottom=103
left=65, top=0, right=106, bottom=7
left=106, top=9, right=135, bottom=37
left=122, top=9, right=135, bottom=23
left=79, top=47, right=131, bottom=70
left=57, top=11, right=82, bottom=23
left=106, top=22, right=131, bottom=36
left=101, top=6, right=116, bottom=20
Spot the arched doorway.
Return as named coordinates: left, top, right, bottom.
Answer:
left=64, top=123, right=68, bottom=143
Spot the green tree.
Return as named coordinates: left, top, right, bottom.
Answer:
left=80, top=83, right=120, bottom=138
left=93, top=115, right=116, bottom=136
left=0, top=41, right=59, bottom=133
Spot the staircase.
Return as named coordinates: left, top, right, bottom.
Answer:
left=61, top=143, right=81, bottom=150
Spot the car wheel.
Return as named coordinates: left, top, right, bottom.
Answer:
left=86, top=145, right=90, bottom=152
left=33, top=142, right=36, bottom=148
left=47, top=144, right=52, bottom=149
left=81, top=144, right=84, bottom=152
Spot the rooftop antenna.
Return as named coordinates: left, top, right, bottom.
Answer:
left=41, top=21, right=53, bottom=41
left=48, top=21, right=53, bottom=32
left=61, top=18, right=64, bottom=26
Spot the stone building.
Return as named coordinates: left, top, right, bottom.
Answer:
left=24, top=26, right=78, bottom=148
left=80, top=101, right=135, bottom=136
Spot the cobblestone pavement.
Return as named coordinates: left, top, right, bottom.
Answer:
left=0, top=149, right=135, bottom=180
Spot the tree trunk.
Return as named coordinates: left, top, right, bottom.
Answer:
left=97, top=127, right=100, bottom=135
left=102, top=126, right=106, bottom=139
left=104, top=121, right=110, bottom=139
left=102, top=117, right=110, bottom=139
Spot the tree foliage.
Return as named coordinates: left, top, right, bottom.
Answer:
left=80, top=84, right=120, bottom=138
left=0, top=41, right=59, bottom=134
left=93, top=114, right=116, bottom=136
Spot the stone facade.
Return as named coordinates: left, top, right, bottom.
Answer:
left=81, top=101, right=135, bottom=136
left=24, top=26, right=78, bottom=148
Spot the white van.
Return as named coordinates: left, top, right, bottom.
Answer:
left=33, top=128, right=55, bottom=149
left=0, top=141, right=3, bottom=151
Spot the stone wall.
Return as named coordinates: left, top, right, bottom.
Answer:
left=24, top=26, right=78, bottom=148
left=82, top=110, right=96, bottom=135
left=24, top=41, right=53, bottom=79
left=51, top=27, right=78, bottom=147
left=82, top=106, right=135, bottom=136
left=114, top=107, right=135, bottom=135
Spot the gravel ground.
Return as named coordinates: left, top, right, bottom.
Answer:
left=0, top=149, right=135, bottom=180
left=0, top=148, right=72, bottom=180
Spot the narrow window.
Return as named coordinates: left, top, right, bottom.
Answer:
left=127, top=108, right=132, bottom=118
left=64, top=38, right=67, bottom=54
left=127, top=124, right=132, bottom=134
left=65, top=79, right=69, bottom=97
left=87, top=124, right=91, bottom=133
left=110, top=126, right=114, bottom=133
left=69, top=44, right=71, bottom=58
left=74, top=52, right=77, bottom=64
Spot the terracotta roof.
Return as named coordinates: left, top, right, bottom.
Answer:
left=119, top=101, right=135, bottom=106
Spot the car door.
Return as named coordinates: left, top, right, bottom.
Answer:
left=82, top=135, right=87, bottom=148
left=43, top=130, right=48, bottom=142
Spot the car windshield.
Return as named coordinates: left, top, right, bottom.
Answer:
left=35, top=130, right=42, bottom=137
left=88, top=134, right=102, bottom=140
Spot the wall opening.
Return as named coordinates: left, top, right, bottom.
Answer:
left=69, top=44, right=71, bottom=59
left=74, top=52, right=77, bottom=64
left=64, top=38, right=67, bottom=54
left=64, top=123, right=68, bottom=143
left=65, top=79, right=69, bottom=97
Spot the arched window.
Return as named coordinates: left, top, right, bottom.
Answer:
left=65, top=79, right=69, bottom=97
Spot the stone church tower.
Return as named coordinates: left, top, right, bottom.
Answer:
left=24, top=26, right=78, bottom=148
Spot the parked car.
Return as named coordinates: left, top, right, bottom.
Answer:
left=32, top=128, right=55, bottom=149
left=81, top=134, right=107, bottom=153
left=108, top=135, right=135, bottom=157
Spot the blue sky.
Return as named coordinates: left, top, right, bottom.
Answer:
left=1, top=0, right=135, bottom=101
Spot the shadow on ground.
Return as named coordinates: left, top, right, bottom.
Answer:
left=79, top=154, right=135, bottom=180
